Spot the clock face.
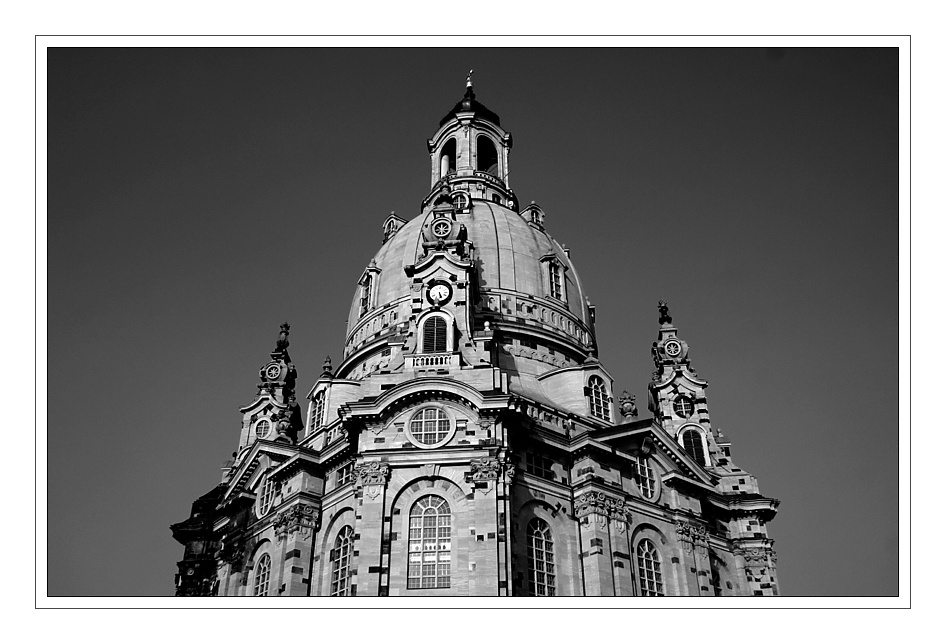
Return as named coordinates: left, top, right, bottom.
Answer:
left=664, top=340, right=682, bottom=357
left=429, top=284, right=451, bottom=304
left=265, top=364, right=282, bottom=380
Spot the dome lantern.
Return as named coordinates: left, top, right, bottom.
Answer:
left=425, top=76, right=515, bottom=211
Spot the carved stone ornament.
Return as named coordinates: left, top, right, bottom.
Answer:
left=575, top=491, right=609, bottom=519
left=738, top=547, right=773, bottom=565
left=355, top=461, right=390, bottom=499
left=618, top=391, right=639, bottom=419
left=355, top=461, right=391, bottom=487
left=470, top=457, right=501, bottom=481
left=502, top=460, right=516, bottom=484
left=274, top=504, right=320, bottom=541
left=675, top=521, right=710, bottom=559
left=575, top=492, right=631, bottom=528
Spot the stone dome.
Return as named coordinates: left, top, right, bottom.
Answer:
left=343, top=199, right=596, bottom=366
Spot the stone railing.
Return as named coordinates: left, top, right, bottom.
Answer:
left=406, top=352, right=459, bottom=369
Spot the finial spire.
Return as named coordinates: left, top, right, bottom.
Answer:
left=466, top=69, right=474, bottom=88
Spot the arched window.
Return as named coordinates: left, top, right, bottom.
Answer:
left=588, top=376, right=610, bottom=421
left=256, top=474, right=276, bottom=518
left=635, top=455, right=657, bottom=500
left=440, top=138, right=457, bottom=178
left=408, top=495, right=451, bottom=589
left=311, top=391, right=325, bottom=433
left=409, top=407, right=451, bottom=446
left=527, top=518, right=555, bottom=596
left=476, top=136, right=499, bottom=176
left=422, top=316, right=448, bottom=353
left=330, top=526, right=354, bottom=596
left=253, top=553, right=271, bottom=596
left=636, top=540, right=664, bottom=596
left=681, top=428, right=707, bottom=465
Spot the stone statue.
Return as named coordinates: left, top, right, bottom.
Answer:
left=658, top=300, right=672, bottom=325
left=275, top=322, right=291, bottom=352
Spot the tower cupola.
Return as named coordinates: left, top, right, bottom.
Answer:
left=424, top=71, right=515, bottom=210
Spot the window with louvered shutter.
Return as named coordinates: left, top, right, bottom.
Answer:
left=423, top=317, right=447, bottom=353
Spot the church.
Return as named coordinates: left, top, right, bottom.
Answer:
left=171, top=77, right=780, bottom=597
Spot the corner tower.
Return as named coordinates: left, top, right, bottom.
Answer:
left=172, top=77, right=780, bottom=598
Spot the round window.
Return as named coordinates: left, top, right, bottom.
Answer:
left=665, top=340, right=682, bottom=357
left=255, top=418, right=272, bottom=439
left=673, top=396, right=694, bottom=419
left=451, top=192, right=470, bottom=211
left=407, top=407, right=452, bottom=447
left=432, top=219, right=452, bottom=238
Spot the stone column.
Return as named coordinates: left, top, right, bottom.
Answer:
left=353, top=461, right=390, bottom=596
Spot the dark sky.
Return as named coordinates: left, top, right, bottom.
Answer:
left=46, top=47, right=900, bottom=597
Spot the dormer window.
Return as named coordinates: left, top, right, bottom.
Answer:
left=383, top=219, right=398, bottom=241
left=549, top=262, right=563, bottom=300
left=540, top=253, right=567, bottom=304
left=358, top=263, right=381, bottom=317
left=311, top=390, right=325, bottom=433
left=587, top=375, right=610, bottom=422
left=360, top=274, right=372, bottom=316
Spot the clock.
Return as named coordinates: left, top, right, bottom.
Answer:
left=427, top=282, right=452, bottom=305
left=664, top=340, right=682, bottom=357
left=265, top=363, right=282, bottom=380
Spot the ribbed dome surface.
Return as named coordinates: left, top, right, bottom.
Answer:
left=347, top=201, right=591, bottom=336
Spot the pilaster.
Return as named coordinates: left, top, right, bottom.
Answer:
left=353, top=460, right=390, bottom=596
left=575, top=492, right=616, bottom=596
left=469, top=457, right=502, bottom=596
left=274, top=502, right=321, bottom=596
